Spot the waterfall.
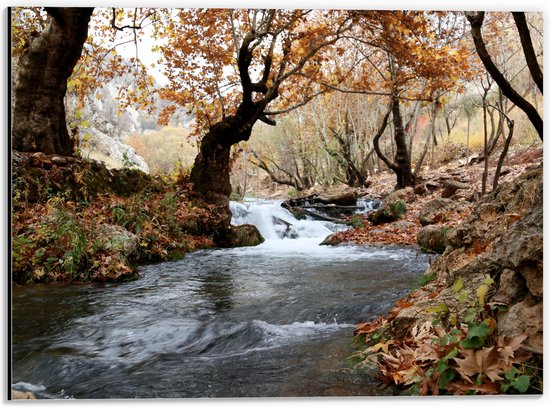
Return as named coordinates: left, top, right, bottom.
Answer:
left=355, top=197, right=380, bottom=214
left=229, top=200, right=346, bottom=241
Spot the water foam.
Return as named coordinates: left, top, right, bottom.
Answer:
left=230, top=199, right=347, bottom=242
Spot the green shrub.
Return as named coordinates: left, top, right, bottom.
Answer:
left=348, top=214, right=365, bottom=228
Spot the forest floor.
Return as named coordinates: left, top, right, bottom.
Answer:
left=329, top=144, right=543, bottom=247
left=344, top=144, right=544, bottom=395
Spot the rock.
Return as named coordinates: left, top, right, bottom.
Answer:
left=389, top=167, right=543, bottom=353
left=416, top=225, right=451, bottom=254
left=367, top=188, right=412, bottom=226
left=418, top=198, right=457, bottom=226
left=82, top=126, right=150, bottom=173
left=228, top=224, right=264, bottom=247
left=498, top=298, right=543, bottom=353
left=109, top=167, right=152, bottom=196
left=320, top=232, right=343, bottom=246
left=441, top=180, right=469, bottom=198
left=12, top=390, right=37, bottom=399
left=381, top=187, right=415, bottom=203
left=413, top=183, right=428, bottom=196
left=96, top=224, right=140, bottom=259
left=492, top=269, right=526, bottom=304
left=491, top=190, right=543, bottom=299
left=367, top=200, right=407, bottom=226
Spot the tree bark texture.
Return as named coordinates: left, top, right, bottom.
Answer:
left=466, top=11, right=543, bottom=140
left=512, top=12, right=543, bottom=94
left=12, top=7, right=94, bottom=155
left=190, top=108, right=255, bottom=203
left=372, top=97, right=415, bottom=189
left=391, top=97, right=415, bottom=189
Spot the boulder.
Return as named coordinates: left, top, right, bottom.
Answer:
left=12, top=390, right=37, bottom=400
left=490, top=192, right=543, bottom=298
left=228, top=224, right=264, bottom=247
left=497, top=298, right=543, bottom=353
left=96, top=224, right=140, bottom=259
left=416, top=225, right=451, bottom=254
left=82, top=126, right=150, bottom=173
left=418, top=198, right=458, bottom=226
left=492, top=268, right=526, bottom=304
left=320, top=232, right=343, bottom=246
left=381, top=187, right=415, bottom=203
left=367, top=189, right=411, bottom=226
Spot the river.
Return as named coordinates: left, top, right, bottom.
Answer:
left=11, top=199, right=430, bottom=399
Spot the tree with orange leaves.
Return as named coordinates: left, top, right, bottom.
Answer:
left=156, top=9, right=354, bottom=240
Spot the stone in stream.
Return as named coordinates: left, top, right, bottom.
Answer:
left=227, top=224, right=264, bottom=247
left=12, top=390, right=37, bottom=399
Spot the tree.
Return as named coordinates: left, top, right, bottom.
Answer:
left=315, top=11, right=472, bottom=189
left=12, top=7, right=94, bottom=155
left=466, top=12, right=543, bottom=140
left=11, top=7, right=157, bottom=156
left=157, top=9, right=353, bottom=233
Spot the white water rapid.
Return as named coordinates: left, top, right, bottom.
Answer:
left=229, top=199, right=348, bottom=244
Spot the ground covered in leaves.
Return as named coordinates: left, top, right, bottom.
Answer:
left=11, top=154, right=220, bottom=284
left=332, top=145, right=541, bottom=248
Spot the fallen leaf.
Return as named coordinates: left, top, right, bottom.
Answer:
left=454, top=347, right=504, bottom=383
left=497, top=334, right=528, bottom=366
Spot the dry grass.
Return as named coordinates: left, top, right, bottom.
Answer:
left=127, top=126, right=199, bottom=174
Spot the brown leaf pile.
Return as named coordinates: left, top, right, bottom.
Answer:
left=355, top=318, right=531, bottom=395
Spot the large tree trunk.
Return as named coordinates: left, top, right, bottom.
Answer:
left=392, top=98, right=415, bottom=189
left=190, top=104, right=258, bottom=243
left=12, top=7, right=93, bottom=155
left=512, top=12, right=543, bottom=94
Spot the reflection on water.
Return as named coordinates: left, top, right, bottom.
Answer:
left=196, top=270, right=236, bottom=312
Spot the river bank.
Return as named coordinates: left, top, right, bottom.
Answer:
left=11, top=198, right=432, bottom=398
left=345, top=160, right=543, bottom=395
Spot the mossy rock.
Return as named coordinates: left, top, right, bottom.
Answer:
left=228, top=224, right=265, bottom=247
left=109, top=168, right=153, bottom=196
left=417, top=225, right=452, bottom=254
left=368, top=200, right=407, bottom=226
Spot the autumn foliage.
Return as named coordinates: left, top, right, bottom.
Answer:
left=11, top=157, right=217, bottom=283
left=353, top=280, right=539, bottom=395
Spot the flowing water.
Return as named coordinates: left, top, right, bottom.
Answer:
left=11, top=199, right=430, bottom=399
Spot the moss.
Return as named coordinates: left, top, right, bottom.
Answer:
left=228, top=224, right=265, bottom=247
left=109, top=168, right=152, bottom=196
left=369, top=200, right=408, bottom=225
